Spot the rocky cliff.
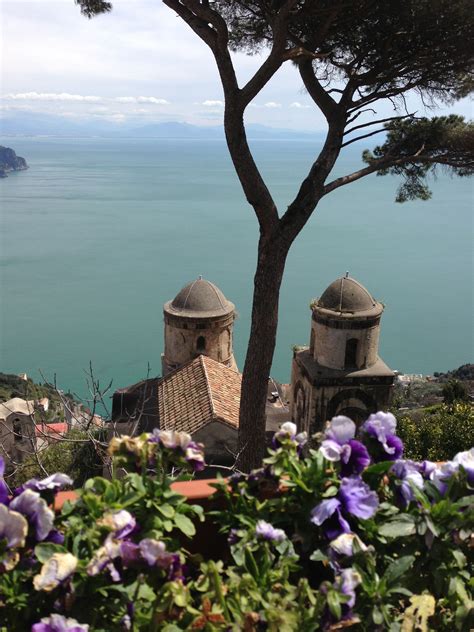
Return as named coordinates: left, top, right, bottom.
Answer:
left=0, top=145, right=28, bottom=178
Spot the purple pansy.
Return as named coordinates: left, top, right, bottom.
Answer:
left=272, top=421, right=307, bottom=452
left=0, top=504, right=28, bottom=570
left=98, top=510, right=136, bottom=539
left=430, top=448, right=474, bottom=494
left=329, top=533, right=368, bottom=558
left=87, top=536, right=122, bottom=581
left=362, top=412, right=403, bottom=461
left=453, top=448, right=474, bottom=485
left=0, top=456, right=9, bottom=504
left=184, top=442, right=206, bottom=472
left=255, top=520, right=286, bottom=543
left=18, top=473, right=73, bottom=496
left=320, top=416, right=371, bottom=476
left=33, top=552, right=78, bottom=592
left=391, top=460, right=424, bottom=506
left=9, top=489, right=55, bottom=541
left=337, top=568, right=361, bottom=610
left=32, top=614, right=89, bottom=632
left=139, top=538, right=176, bottom=568
left=311, top=477, right=379, bottom=539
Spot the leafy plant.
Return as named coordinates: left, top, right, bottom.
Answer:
left=0, top=416, right=472, bottom=630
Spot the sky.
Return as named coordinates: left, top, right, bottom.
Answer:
left=1, top=0, right=472, bottom=131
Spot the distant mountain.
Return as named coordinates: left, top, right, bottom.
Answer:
left=0, top=111, right=324, bottom=141
left=0, top=145, right=28, bottom=177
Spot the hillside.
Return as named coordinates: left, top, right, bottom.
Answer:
left=0, top=145, right=28, bottom=177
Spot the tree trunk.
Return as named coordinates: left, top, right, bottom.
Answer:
left=237, top=231, right=289, bottom=471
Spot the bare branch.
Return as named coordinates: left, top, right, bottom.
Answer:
left=344, top=113, right=415, bottom=137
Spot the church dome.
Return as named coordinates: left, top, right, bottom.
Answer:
left=165, top=277, right=234, bottom=318
left=316, top=276, right=379, bottom=314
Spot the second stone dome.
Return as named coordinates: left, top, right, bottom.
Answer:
left=167, top=277, right=234, bottom=318
left=317, top=276, right=379, bottom=314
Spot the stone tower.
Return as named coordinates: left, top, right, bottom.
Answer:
left=162, top=277, right=237, bottom=376
left=290, top=275, right=394, bottom=434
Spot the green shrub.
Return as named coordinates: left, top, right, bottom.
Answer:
left=10, top=429, right=104, bottom=488
left=398, top=403, right=474, bottom=461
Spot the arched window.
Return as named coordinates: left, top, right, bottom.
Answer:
left=345, top=338, right=358, bottom=368
left=196, top=336, right=206, bottom=353
left=13, top=418, right=22, bottom=442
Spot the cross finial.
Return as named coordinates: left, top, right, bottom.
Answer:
left=345, top=271, right=349, bottom=278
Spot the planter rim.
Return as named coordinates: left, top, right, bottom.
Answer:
left=54, top=477, right=223, bottom=510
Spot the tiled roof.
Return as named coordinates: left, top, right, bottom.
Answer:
left=158, top=355, right=241, bottom=434
left=35, top=423, right=68, bottom=437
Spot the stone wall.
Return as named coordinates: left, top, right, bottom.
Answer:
left=162, top=311, right=236, bottom=375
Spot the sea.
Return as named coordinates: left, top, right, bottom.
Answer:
left=0, top=137, right=472, bottom=408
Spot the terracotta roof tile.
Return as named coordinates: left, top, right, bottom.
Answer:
left=158, top=356, right=241, bottom=434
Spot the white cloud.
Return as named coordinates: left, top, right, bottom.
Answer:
left=137, top=96, right=169, bottom=104
left=3, top=92, right=101, bottom=102
left=115, top=96, right=169, bottom=105
left=290, top=101, right=311, bottom=109
left=202, top=100, right=224, bottom=107
left=264, top=101, right=282, bottom=108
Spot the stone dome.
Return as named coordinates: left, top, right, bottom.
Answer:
left=316, top=276, right=379, bottom=315
left=165, top=277, right=234, bottom=318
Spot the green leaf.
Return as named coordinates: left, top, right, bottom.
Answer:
left=372, top=607, right=384, bottom=625
left=156, top=503, right=175, bottom=518
left=34, top=543, right=66, bottom=563
left=173, top=513, right=196, bottom=537
left=384, top=555, right=415, bottom=586
left=364, top=461, right=394, bottom=476
left=452, top=550, right=466, bottom=569
left=327, top=589, right=342, bottom=621
left=322, top=485, right=338, bottom=498
left=310, top=549, right=328, bottom=563
left=379, top=515, right=416, bottom=538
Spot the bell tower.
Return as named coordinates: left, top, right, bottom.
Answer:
left=290, top=275, right=394, bottom=433
left=162, top=277, right=237, bottom=375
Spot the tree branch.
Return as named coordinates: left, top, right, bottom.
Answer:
left=299, top=60, right=338, bottom=121
left=344, top=113, right=415, bottom=137
left=341, top=127, right=388, bottom=148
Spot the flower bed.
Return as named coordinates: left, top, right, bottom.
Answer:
left=0, top=415, right=473, bottom=631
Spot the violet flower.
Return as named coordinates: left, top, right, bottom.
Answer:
left=18, top=473, right=73, bottom=495
left=87, top=536, right=122, bottom=581
left=139, top=538, right=176, bottom=568
left=255, top=520, right=286, bottom=543
left=320, top=416, right=371, bottom=476
left=33, top=552, right=78, bottom=592
left=0, top=456, right=9, bottom=504
left=184, top=442, right=206, bottom=472
left=9, top=489, right=55, bottom=541
left=453, top=447, right=474, bottom=485
left=32, top=614, right=89, bottom=632
left=98, top=510, right=136, bottom=539
left=391, top=460, right=424, bottom=506
left=336, top=568, right=361, bottom=610
left=272, top=421, right=307, bottom=452
left=430, top=448, right=474, bottom=494
left=311, top=477, right=379, bottom=539
left=0, top=504, right=28, bottom=570
left=329, top=533, right=368, bottom=557
left=361, top=412, right=403, bottom=461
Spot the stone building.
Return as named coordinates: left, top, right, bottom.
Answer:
left=290, top=275, right=394, bottom=434
left=111, top=277, right=289, bottom=462
left=162, top=276, right=237, bottom=375
left=0, top=398, right=37, bottom=471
